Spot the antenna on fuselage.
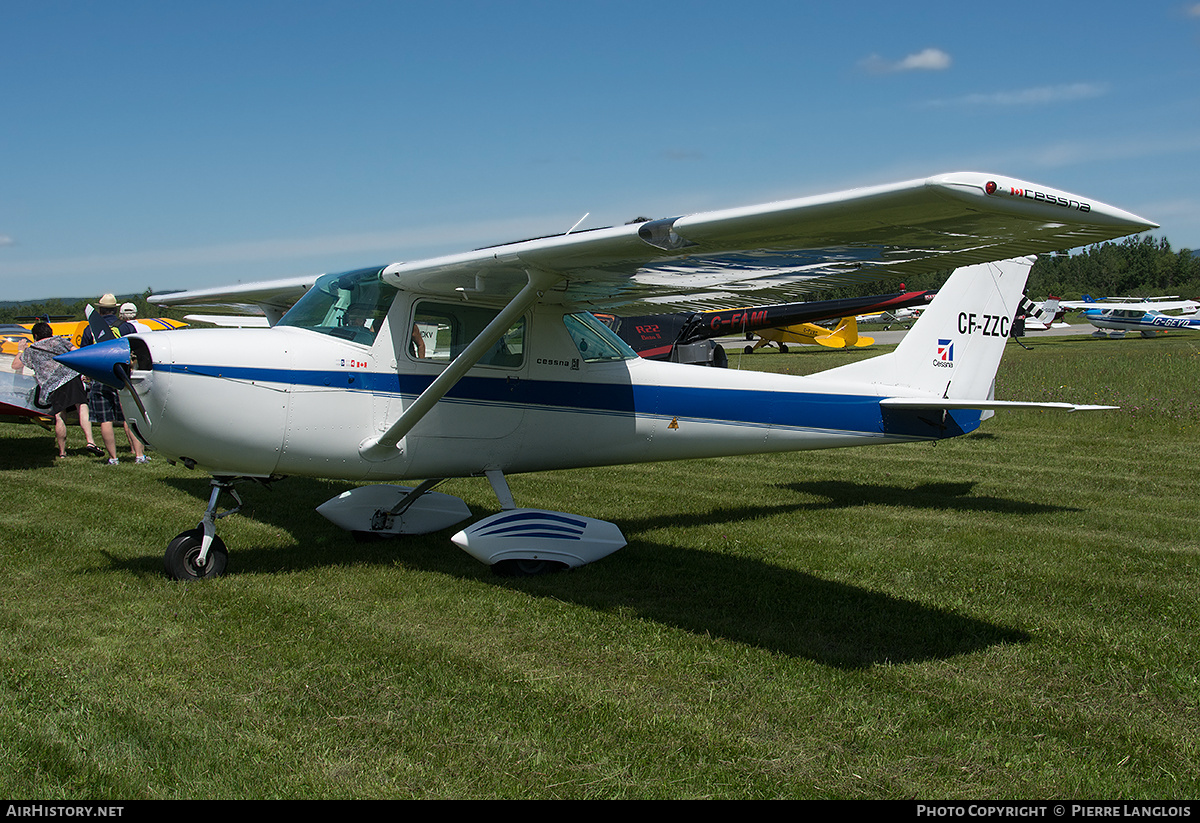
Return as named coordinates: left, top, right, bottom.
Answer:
left=565, top=213, right=590, bottom=235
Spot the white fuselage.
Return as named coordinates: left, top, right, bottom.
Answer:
left=122, top=295, right=961, bottom=481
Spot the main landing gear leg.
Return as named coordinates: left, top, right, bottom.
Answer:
left=164, top=476, right=242, bottom=581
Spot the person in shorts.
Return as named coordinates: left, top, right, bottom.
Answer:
left=11, top=322, right=100, bottom=459
left=80, top=294, right=148, bottom=465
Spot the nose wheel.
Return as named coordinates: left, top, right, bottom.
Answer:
left=164, top=476, right=241, bottom=580
left=164, top=529, right=228, bottom=580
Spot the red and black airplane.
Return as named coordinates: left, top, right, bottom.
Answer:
left=594, top=289, right=936, bottom=366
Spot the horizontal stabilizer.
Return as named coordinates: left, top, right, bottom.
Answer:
left=880, top=398, right=1117, bottom=413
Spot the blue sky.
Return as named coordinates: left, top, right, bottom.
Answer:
left=3, top=1, right=1199, bottom=302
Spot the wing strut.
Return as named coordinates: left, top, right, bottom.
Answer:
left=359, top=267, right=562, bottom=461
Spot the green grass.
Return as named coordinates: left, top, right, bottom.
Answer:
left=2, top=332, right=1198, bottom=798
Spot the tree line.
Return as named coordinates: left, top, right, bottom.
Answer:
left=0, top=291, right=191, bottom=325
left=1027, top=235, right=1199, bottom=300
left=815, top=234, right=1198, bottom=302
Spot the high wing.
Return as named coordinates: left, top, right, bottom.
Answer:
left=182, top=314, right=271, bottom=328
left=1060, top=299, right=1198, bottom=313
left=379, top=172, right=1154, bottom=313
left=149, top=172, right=1155, bottom=317
left=148, top=276, right=314, bottom=325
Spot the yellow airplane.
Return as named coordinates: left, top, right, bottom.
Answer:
left=745, top=316, right=874, bottom=353
left=3, top=312, right=187, bottom=421
left=2, top=315, right=187, bottom=357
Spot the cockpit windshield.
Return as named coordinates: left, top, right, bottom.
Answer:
left=277, top=266, right=395, bottom=345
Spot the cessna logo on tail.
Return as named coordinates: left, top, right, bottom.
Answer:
left=934, top=338, right=954, bottom=368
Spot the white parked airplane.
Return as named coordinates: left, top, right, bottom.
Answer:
left=57, top=172, right=1155, bottom=580
left=1016, top=296, right=1068, bottom=331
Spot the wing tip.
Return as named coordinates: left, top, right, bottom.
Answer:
left=926, top=172, right=1158, bottom=232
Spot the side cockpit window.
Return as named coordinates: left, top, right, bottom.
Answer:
left=411, top=301, right=526, bottom=368
left=277, top=266, right=394, bottom=345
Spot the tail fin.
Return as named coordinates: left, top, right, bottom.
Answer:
left=815, top=316, right=874, bottom=348
left=1018, top=294, right=1058, bottom=325
left=810, top=256, right=1034, bottom=399
left=1016, top=294, right=1061, bottom=328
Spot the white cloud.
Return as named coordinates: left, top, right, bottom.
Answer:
left=926, top=82, right=1109, bottom=108
left=899, top=48, right=953, bottom=71
left=860, top=48, right=952, bottom=74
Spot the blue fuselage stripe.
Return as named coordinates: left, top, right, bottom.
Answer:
left=153, top=363, right=978, bottom=438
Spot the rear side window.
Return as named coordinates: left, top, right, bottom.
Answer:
left=411, top=301, right=526, bottom=368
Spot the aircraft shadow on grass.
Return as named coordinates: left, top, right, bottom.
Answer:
left=0, top=428, right=61, bottom=470
left=778, top=479, right=1082, bottom=516
left=92, top=474, right=1044, bottom=669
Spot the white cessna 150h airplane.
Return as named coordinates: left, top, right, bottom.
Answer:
left=57, top=172, right=1155, bottom=580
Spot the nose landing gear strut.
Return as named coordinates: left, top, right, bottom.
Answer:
left=163, top=476, right=242, bottom=581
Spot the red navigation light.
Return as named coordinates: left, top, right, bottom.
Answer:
left=985, top=181, right=998, bottom=195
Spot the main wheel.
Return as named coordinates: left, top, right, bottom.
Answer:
left=712, top=344, right=728, bottom=369
left=164, top=528, right=229, bottom=580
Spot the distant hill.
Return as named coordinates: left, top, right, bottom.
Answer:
left=0, top=296, right=141, bottom=309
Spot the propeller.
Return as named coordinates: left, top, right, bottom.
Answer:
left=83, top=304, right=116, bottom=344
